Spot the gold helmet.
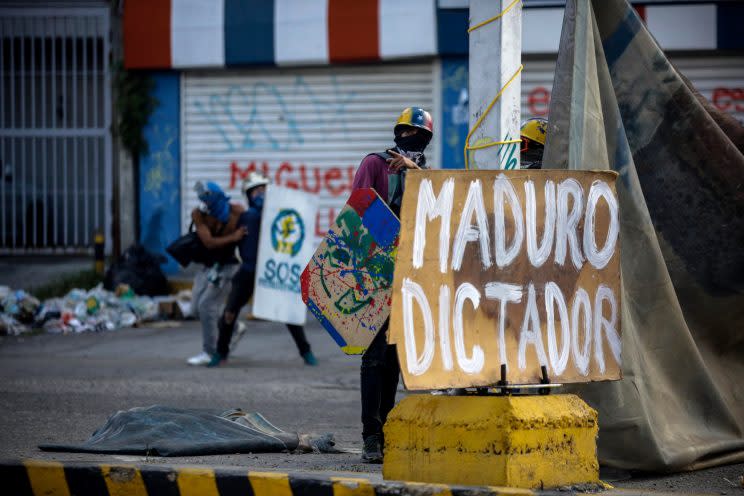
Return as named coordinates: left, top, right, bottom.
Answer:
left=520, top=117, right=548, bottom=146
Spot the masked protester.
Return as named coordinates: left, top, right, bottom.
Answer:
left=520, top=117, right=547, bottom=169
left=208, top=172, right=318, bottom=368
left=187, top=182, right=247, bottom=366
left=351, top=107, right=434, bottom=463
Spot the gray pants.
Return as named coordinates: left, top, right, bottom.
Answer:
left=191, top=264, right=237, bottom=355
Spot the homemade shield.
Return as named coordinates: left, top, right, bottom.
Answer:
left=301, top=189, right=400, bottom=355
left=253, top=185, right=318, bottom=325
left=389, top=169, right=621, bottom=390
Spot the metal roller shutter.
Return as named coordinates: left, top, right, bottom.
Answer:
left=181, top=62, right=437, bottom=241
left=518, top=55, right=744, bottom=124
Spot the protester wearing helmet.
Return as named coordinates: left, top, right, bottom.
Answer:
left=520, top=117, right=548, bottom=169
left=208, top=172, right=318, bottom=368
left=187, top=182, right=247, bottom=366
left=351, top=107, right=433, bottom=463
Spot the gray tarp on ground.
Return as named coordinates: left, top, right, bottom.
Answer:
left=544, top=0, right=744, bottom=472
left=38, top=405, right=333, bottom=456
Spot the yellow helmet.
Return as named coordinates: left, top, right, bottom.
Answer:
left=520, top=117, right=547, bottom=146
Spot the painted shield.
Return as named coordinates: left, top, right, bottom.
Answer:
left=301, top=189, right=400, bottom=355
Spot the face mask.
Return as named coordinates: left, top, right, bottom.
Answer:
left=250, top=193, right=265, bottom=209
left=394, top=132, right=430, bottom=153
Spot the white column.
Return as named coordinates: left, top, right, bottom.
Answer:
left=467, top=0, right=522, bottom=170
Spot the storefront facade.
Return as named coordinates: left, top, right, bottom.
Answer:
left=122, top=0, right=744, bottom=272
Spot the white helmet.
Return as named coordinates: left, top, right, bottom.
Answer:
left=241, top=171, right=270, bottom=197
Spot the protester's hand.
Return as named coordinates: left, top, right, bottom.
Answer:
left=231, top=226, right=248, bottom=241
left=387, top=150, right=419, bottom=172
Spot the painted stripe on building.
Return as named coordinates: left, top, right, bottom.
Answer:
left=225, top=0, right=274, bottom=66
left=171, top=0, right=225, bottom=68
left=645, top=4, right=717, bottom=51
left=328, top=0, right=379, bottom=63
left=2, top=459, right=542, bottom=496
left=275, top=0, right=328, bottom=66
left=123, top=0, right=171, bottom=69
left=124, top=1, right=739, bottom=69
left=379, top=0, right=437, bottom=59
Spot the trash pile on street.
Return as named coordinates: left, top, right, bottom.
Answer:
left=0, top=284, right=192, bottom=336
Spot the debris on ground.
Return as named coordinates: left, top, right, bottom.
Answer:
left=0, top=283, right=193, bottom=336
left=103, top=244, right=170, bottom=296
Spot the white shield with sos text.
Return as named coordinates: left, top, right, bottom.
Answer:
left=253, top=185, right=318, bottom=325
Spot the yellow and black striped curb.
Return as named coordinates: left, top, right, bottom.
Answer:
left=2, top=459, right=569, bottom=496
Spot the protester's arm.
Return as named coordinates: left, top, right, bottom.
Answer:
left=386, top=150, right=420, bottom=172
left=352, top=155, right=388, bottom=194
left=192, top=210, right=247, bottom=249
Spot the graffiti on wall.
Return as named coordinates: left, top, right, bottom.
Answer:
left=301, top=189, right=399, bottom=355
left=194, top=75, right=357, bottom=152
left=228, top=160, right=354, bottom=237
left=712, top=87, right=744, bottom=113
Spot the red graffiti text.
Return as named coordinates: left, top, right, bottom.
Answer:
left=229, top=161, right=356, bottom=197
left=712, top=87, right=744, bottom=113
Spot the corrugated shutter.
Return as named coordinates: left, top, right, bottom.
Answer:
left=521, top=58, right=557, bottom=119
left=181, top=62, right=437, bottom=241
left=518, top=55, right=744, bottom=124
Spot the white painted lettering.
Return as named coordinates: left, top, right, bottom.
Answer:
left=452, top=180, right=492, bottom=271
left=545, top=281, right=570, bottom=375
left=593, top=284, right=621, bottom=373
left=494, top=174, right=525, bottom=268
left=439, top=284, right=453, bottom=371
left=517, top=283, right=548, bottom=370
left=584, top=181, right=619, bottom=269
left=555, top=178, right=584, bottom=270
left=401, top=278, right=435, bottom=376
left=525, top=180, right=556, bottom=268
left=571, top=287, right=592, bottom=376
left=453, top=282, right=485, bottom=374
left=484, top=282, right=523, bottom=371
left=412, top=178, right=455, bottom=273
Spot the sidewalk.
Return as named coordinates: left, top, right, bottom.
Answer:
left=4, top=458, right=695, bottom=496
left=0, top=256, right=92, bottom=292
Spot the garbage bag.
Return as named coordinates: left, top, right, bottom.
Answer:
left=104, top=245, right=169, bottom=297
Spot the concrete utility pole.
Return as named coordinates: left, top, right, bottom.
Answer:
left=467, top=0, right=522, bottom=170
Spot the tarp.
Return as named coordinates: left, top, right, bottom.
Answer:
left=543, top=0, right=744, bottom=472
left=39, top=405, right=338, bottom=456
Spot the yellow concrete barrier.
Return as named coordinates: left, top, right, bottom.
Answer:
left=382, top=394, right=599, bottom=489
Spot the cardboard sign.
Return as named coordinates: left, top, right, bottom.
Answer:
left=253, top=185, right=318, bottom=325
left=302, top=189, right=399, bottom=355
left=389, top=170, right=621, bottom=389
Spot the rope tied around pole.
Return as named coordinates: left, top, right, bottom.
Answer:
left=464, top=0, right=523, bottom=170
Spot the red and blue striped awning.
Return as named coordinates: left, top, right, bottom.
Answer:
left=123, top=0, right=438, bottom=69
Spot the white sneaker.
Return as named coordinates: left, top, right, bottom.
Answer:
left=187, top=351, right=211, bottom=366
left=230, top=322, right=247, bottom=351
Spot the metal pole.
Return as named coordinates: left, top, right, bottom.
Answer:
left=52, top=16, right=58, bottom=246
left=10, top=19, right=16, bottom=247
left=31, top=18, right=37, bottom=247
left=83, top=16, right=89, bottom=246
left=72, top=17, right=78, bottom=246
left=20, top=18, right=26, bottom=246
left=468, top=0, right=522, bottom=170
left=92, top=16, right=99, bottom=231
left=0, top=19, right=6, bottom=247
left=42, top=17, right=48, bottom=247
left=62, top=17, right=68, bottom=246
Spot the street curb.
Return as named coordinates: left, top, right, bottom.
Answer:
left=3, top=459, right=576, bottom=495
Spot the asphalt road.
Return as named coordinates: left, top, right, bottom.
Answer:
left=1, top=318, right=742, bottom=494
